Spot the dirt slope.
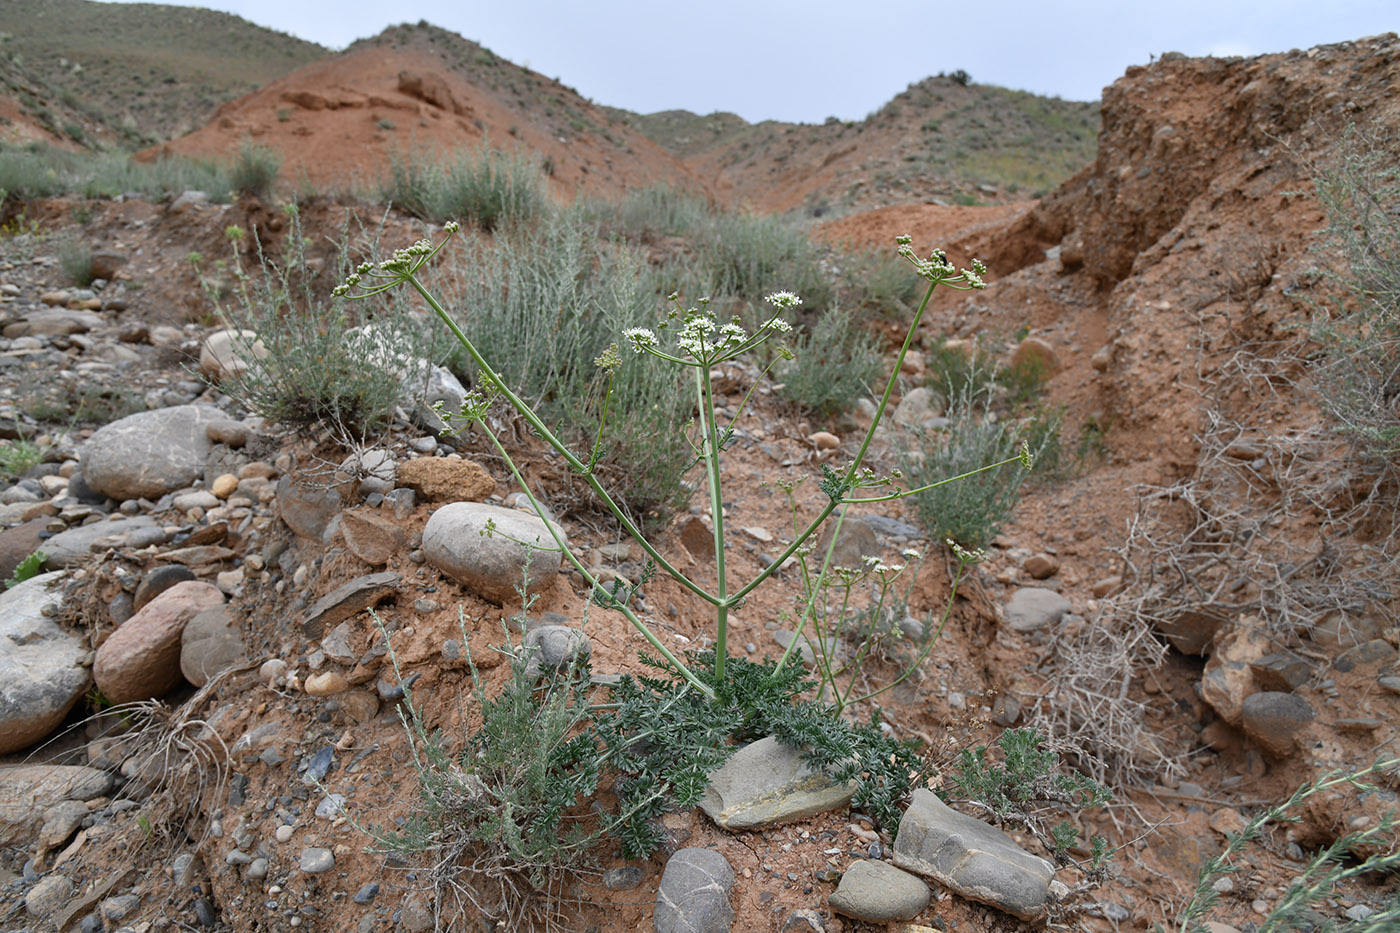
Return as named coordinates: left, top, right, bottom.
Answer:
left=140, top=24, right=702, bottom=203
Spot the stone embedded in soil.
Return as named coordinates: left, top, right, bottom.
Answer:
left=25, top=872, right=74, bottom=919
left=304, top=670, right=350, bottom=697
left=0, top=571, right=89, bottom=756
left=1248, top=653, right=1311, bottom=692
left=353, top=882, right=380, bottom=904
left=522, top=625, right=592, bottom=678
left=828, top=858, right=930, bottom=922
left=1023, top=553, right=1059, bottom=579
left=94, top=580, right=225, bottom=705
left=815, top=514, right=880, bottom=572
left=1154, top=607, right=1230, bottom=655
left=277, top=475, right=344, bottom=540
left=134, top=564, right=198, bottom=611
left=422, top=502, right=565, bottom=603
left=338, top=508, right=404, bottom=566
left=0, top=765, right=113, bottom=847
left=1010, top=335, right=1060, bottom=378
left=78, top=404, right=225, bottom=500
left=1240, top=691, right=1314, bottom=759
left=299, top=847, right=335, bottom=874
left=1333, top=638, right=1396, bottom=672
left=603, top=866, right=645, bottom=890
left=40, top=516, right=161, bottom=570
left=699, top=735, right=857, bottom=831
left=893, top=788, right=1055, bottom=922
left=395, top=456, right=495, bottom=502
left=1002, top=587, right=1071, bottom=633
left=654, top=847, right=735, bottom=933
left=180, top=604, right=247, bottom=687
left=301, top=571, right=400, bottom=638
left=892, top=385, right=944, bottom=428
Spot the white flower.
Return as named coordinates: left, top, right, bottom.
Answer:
left=901, top=547, right=922, bottom=560
left=765, top=291, right=803, bottom=311
left=762, top=316, right=792, bottom=334
left=622, top=327, right=658, bottom=353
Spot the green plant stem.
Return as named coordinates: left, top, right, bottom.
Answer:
left=695, top=361, right=731, bottom=678
left=846, top=560, right=964, bottom=708
left=473, top=410, right=715, bottom=699
left=406, top=273, right=716, bottom=609
left=852, top=452, right=1027, bottom=504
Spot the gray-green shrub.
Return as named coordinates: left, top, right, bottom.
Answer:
left=383, top=145, right=547, bottom=231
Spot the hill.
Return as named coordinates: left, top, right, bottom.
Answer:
left=0, top=0, right=326, bottom=145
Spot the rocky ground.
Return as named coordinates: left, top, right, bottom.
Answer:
left=0, top=31, right=1398, bottom=933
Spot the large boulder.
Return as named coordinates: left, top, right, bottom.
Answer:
left=422, top=502, right=565, bottom=603
left=79, top=405, right=225, bottom=500
left=0, top=572, right=90, bottom=755
left=93, top=581, right=225, bottom=704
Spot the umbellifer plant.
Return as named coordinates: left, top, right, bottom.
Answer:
left=338, top=227, right=1025, bottom=695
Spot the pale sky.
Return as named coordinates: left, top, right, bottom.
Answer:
left=101, top=0, right=1396, bottom=123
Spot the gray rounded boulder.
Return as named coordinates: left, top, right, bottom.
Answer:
left=79, top=405, right=225, bottom=500
left=0, top=571, right=90, bottom=755
left=422, top=502, right=565, bottom=603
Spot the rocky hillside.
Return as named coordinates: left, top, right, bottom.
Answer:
left=0, top=0, right=325, bottom=146
left=614, top=75, right=1099, bottom=213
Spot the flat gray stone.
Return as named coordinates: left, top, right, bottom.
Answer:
left=814, top=514, right=880, bottom=571
left=25, top=872, right=74, bottom=919
left=654, top=847, right=734, bottom=933
left=79, top=405, right=224, bottom=500
left=828, top=858, right=930, bottom=922
left=40, top=516, right=161, bottom=569
left=299, top=847, right=334, bottom=874
left=1003, top=587, right=1071, bottom=633
left=699, top=735, right=856, bottom=831
left=0, top=571, right=90, bottom=755
left=422, top=502, right=564, bottom=603
left=893, top=788, right=1054, bottom=921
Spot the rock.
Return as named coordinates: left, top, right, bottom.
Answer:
left=0, top=765, right=112, bottom=847
left=338, top=508, right=404, bottom=566
left=1240, top=692, right=1314, bottom=759
left=893, top=387, right=944, bottom=428
left=93, top=581, right=225, bottom=704
left=210, top=473, right=239, bottom=499
left=353, top=882, right=380, bottom=904
left=134, top=564, right=197, bottom=611
left=299, top=847, right=334, bottom=874
left=1200, top=621, right=1272, bottom=726
left=603, top=866, right=645, bottom=890
left=276, top=475, right=343, bottom=540
left=1249, top=653, right=1311, bottom=692
left=814, top=514, right=880, bottom=571
left=25, top=872, right=74, bottom=919
left=180, top=604, right=247, bottom=687
left=1333, top=639, right=1396, bottom=672
left=79, top=405, right=225, bottom=500
left=89, top=250, right=128, bottom=280
left=828, top=859, right=930, bottom=923
left=808, top=431, right=840, bottom=450
left=422, top=502, right=565, bottom=603
left=206, top=420, right=249, bottom=447
left=1009, top=336, right=1060, bottom=380
left=1023, top=554, right=1059, bottom=579
left=395, top=457, right=495, bottom=502
left=700, top=736, right=856, bottom=831
left=349, top=323, right=467, bottom=432
left=40, top=516, right=161, bottom=569
left=300, top=571, right=400, bottom=638
left=1090, top=575, right=1122, bottom=598
left=893, top=788, right=1054, bottom=921
left=678, top=515, right=715, bottom=560
left=321, top=621, right=359, bottom=664
left=522, top=626, right=591, bottom=678
left=4, top=308, right=103, bottom=338
left=654, top=847, right=735, bottom=933
left=1157, top=607, right=1231, bottom=655
left=38, top=798, right=89, bottom=853
left=1308, top=611, right=1381, bottom=649
left=199, top=329, right=267, bottom=383
left=1002, top=587, right=1071, bottom=633
left=338, top=690, right=379, bottom=723
left=780, top=910, right=826, bottom=933
left=0, top=517, right=48, bottom=582
left=304, top=671, right=349, bottom=697
left=337, top=448, right=396, bottom=496
left=0, top=571, right=90, bottom=755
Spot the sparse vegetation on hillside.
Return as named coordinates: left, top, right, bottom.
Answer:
left=0, top=0, right=325, bottom=145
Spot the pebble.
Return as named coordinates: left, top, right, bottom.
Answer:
left=275, top=824, right=294, bottom=843
left=211, top=473, right=239, bottom=498
left=353, top=882, right=380, bottom=904
left=248, top=857, right=269, bottom=880
left=299, top=847, right=334, bottom=874
left=195, top=897, right=218, bottom=927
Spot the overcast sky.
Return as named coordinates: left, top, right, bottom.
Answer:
left=102, top=0, right=1396, bottom=123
